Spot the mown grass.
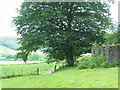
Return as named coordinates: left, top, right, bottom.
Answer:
left=2, top=67, right=118, bottom=88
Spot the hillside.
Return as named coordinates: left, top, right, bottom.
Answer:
left=0, top=45, right=16, bottom=58
left=0, top=36, right=19, bottom=50
left=0, top=45, right=46, bottom=61
left=0, top=36, right=46, bottom=60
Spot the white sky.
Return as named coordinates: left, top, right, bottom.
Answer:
left=0, top=0, right=24, bottom=37
left=0, top=0, right=119, bottom=37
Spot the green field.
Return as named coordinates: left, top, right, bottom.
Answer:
left=1, top=63, right=54, bottom=77
left=2, top=63, right=118, bottom=88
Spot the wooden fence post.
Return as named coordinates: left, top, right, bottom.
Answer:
left=21, top=69, right=23, bottom=76
left=13, top=71, right=14, bottom=77
left=19, top=71, right=21, bottom=76
left=37, top=68, right=39, bottom=75
left=31, top=69, right=33, bottom=75
left=5, top=72, right=7, bottom=78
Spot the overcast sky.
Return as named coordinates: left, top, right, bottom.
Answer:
left=0, top=0, right=119, bottom=37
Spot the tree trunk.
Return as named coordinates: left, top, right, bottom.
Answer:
left=65, top=45, right=74, bottom=67
left=66, top=55, right=74, bottom=67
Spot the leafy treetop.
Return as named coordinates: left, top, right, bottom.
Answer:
left=13, top=2, right=112, bottom=66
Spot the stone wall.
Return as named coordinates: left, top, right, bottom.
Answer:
left=92, top=45, right=120, bottom=62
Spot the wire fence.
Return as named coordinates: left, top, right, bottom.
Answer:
left=1, top=62, right=67, bottom=79
left=1, top=68, right=40, bottom=79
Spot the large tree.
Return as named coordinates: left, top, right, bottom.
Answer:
left=13, top=2, right=112, bottom=66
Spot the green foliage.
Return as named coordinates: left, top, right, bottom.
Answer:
left=104, top=33, right=119, bottom=45
left=13, top=2, right=112, bottom=66
left=0, top=36, right=19, bottom=50
left=108, top=60, right=119, bottom=67
left=77, top=61, right=89, bottom=69
left=75, top=55, right=91, bottom=67
left=28, top=52, right=47, bottom=61
left=77, top=55, right=118, bottom=69
left=103, top=23, right=120, bottom=45
left=89, top=56, right=108, bottom=68
left=28, top=53, right=42, bottom=61
left=77, top=55, right=91, bottom=62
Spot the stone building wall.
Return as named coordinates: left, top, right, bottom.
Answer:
left=92, top=45, right=120, bottom=62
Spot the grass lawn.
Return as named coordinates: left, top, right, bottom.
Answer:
left=2, top=67, right=118, bottom=88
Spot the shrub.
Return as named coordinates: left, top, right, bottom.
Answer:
left=75, top=54, right=91, bottom=68
left=77, top=61, right=89, bottom=69
left=108, top=60, right=119, bottom=67
left=77, top=55, right=118, bottom=69
left=76, top=55, right=91, bottom=62
left=89, top=56, right=108, bottom=68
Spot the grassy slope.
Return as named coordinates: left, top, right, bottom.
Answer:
left=0, top=36, right=18, bottom=50
left=2, top=67, right=118, bottom=88
left=0, top=45, right=16, bottom=56
left=0, top=45, right=46, bottom=61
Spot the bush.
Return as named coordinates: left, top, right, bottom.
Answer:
left=104, top=33, right=118, bottom=45
left=77, top=61, right=89, bottom=69
left=76, top=55, right=91, bottom=62
left=75, top=54, right=91, bottom=68
left=108, top=60, right=119, bottom=67
left=77, top=55, right=118, bottom=69
left=89, top=56, right=108, bottom=68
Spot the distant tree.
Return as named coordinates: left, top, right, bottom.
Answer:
left=28, top=52, right=47, bottom=61
left=13, top=2, right=112, bottom=66
left=104, top=33, right=118, bottom=45
left=103, top=22, right=119, bottom=45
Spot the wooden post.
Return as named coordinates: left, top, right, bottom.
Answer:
left=5, top=72, right=7, bottom=78
left=31, top=69, right=33, bottom=75
left=21, top=69, right=23, bottom=76
left=4, top=69, right=7, bottom=78
left=13, top=71, right=14, bottom=77
left=54, top=65, right=56, bottom=71
left=30, top=71, right=32, bottom=75
left=37, top=68, right=39, bottom=75
left=19, top=71, right=21, bottom=76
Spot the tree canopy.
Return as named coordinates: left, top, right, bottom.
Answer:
left=13, top=2, right=112, bottom=66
